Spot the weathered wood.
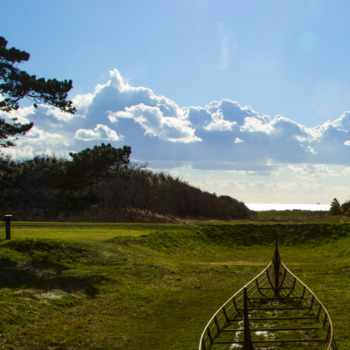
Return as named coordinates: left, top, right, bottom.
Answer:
left=198, top=243, right=337, bottom=350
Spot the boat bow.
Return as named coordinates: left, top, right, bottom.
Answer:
left=199, top=245, right=337, bottom=349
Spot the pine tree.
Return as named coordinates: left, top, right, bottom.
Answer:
left=329, top=198, right=341, bottom=215
left=0, top=36, right=75, bottom=148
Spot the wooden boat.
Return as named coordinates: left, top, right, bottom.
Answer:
left=199, top=244, right=337, bottom=349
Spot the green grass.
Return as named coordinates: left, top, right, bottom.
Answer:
left=3, top=221, right=185, bottom=241
left=0, top=221, right=348, bottom=349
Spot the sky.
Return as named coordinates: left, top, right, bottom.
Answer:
left=2, top=0, right=350, bottom=205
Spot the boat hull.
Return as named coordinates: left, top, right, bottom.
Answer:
left=199, top=246, right=337, bottom=349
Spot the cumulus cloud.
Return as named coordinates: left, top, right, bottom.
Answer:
left=240, top=116, right=273, bottom=134
left=75, top=124, right=122, bottom=141
left=0, top=106, right=34, bottom=126
left=2, top=68, right=350, bottom=173
left=110, top=103, right=200, bottom=143
left=204, top=110, right=236, bottom=131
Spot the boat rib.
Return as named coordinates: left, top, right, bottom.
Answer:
left=199, top=244, right=337, bottom=350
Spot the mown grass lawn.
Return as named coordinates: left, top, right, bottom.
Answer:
left=0, top=221, right=348, bottom=349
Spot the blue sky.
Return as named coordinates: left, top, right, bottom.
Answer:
left=2, top=0, right=350, bottom=205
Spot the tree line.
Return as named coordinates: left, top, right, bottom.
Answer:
left=0, top=144, right=251, bottom=222
left=0, top=37, right=250, bottom=222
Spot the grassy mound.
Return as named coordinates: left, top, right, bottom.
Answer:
left=0, top=222, right=348, bottom=349
left=120, top=223, right=350, bottom=254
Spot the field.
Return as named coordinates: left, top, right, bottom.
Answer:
left=0, top=213, right=349, bottom=349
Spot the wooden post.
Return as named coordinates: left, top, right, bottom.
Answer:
left=4, top=215, right=13, bottom=240
left=273, top=238, right=281, bottom=297
left=243, top=287, right=255, bottom=350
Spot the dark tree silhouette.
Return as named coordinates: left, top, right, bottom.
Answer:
left=330, top=198, right=341, bottom=215
left=67, top=144, right=132, bottom=189
left=0, top=144, right=251, bottom=221
left=0, top=36, right=75, bottom=148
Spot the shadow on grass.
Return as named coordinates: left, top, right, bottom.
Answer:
left=0, top=241, right=108, bottom=298
left=0, top=254, right=108, bottom=298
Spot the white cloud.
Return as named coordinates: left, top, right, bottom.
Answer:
left=75, top=124, right=122, bottom=141
left=5, top=68, right=350, bottom=204
left=23, top=127, right=65, bottom=144
left=3, top=67, right=350, bottom=173
left=2, top=145, right=35, bottom=159
left=185, top=106, right=212, bottom=128
left=45, top=106, right=76, bottom=122
left=154, top=163, right=348, bottom=204
left=204, top=110, right=236, bottom=131
left=0, top=106, right=34, bottom=125
left=110, top=104, right=200, bottom=143
left=73, top=92, right=94, bottom=111
left=240, top=116, right=273, bottom=134
left=305, top=145, right=317, bottom=154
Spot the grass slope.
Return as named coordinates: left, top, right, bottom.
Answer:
left=0, top=221, right=348, bottom=349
